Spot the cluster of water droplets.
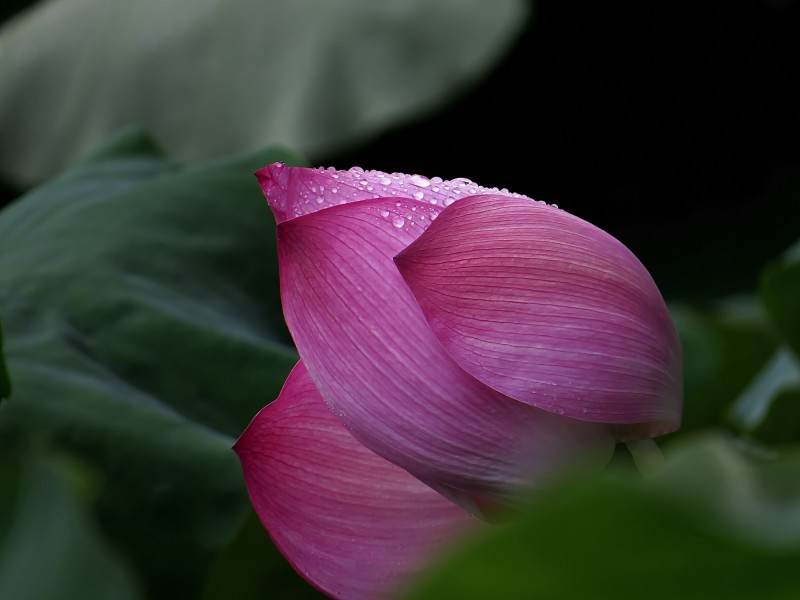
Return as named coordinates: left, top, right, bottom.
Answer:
left=373, top=198, right=443, bottom=232
left=282, top=163, right=550, bottom=220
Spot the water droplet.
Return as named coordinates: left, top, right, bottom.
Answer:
left=409, top=174, right=431, bottom=188
left=316, top=196, right=324, bottom=203
left=443, top=197, right=456, bottom=206
left=331, top=187, right=338, bottom=193
left=310, top=186, right=317, bottom=193
left=379, top=209, right=390, bottom=218
left=392, top=215, right=405, bottom=228
left=413, top=191, right=424, bottom=201
left=379, top=177, right=392, bottom=185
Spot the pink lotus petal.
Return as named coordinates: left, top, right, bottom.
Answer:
left=274, top=195, right=615, bottom=501
left=234, top=362, right=478, bottom=600
left=394, top=195, right=683, bottom=438
left=257, top=162, right=529, bottom=224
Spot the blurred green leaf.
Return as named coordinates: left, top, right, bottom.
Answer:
left=762, top=244, right=800, bottom=358
left=749, top=388, right=800, bottom=446
left=0, top=454, right=142, bottom=600
left=406, top=435, right=800, bottom=600
left=670, top=298, right=778, bottom=431
left=203, top=510, right=327, bottom=600
left=729, top=347, right=800, bottom=437
left=0, top=128, right=300, bottom=598
left=0, top=317, right=9, bottom=402
left=0, top=0, right=529, bottom=187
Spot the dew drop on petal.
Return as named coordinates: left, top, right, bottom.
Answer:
left=392, top=215, right=405, bottom=228
left=413, top=191, right=424, bottom=201
left=409, top=174, right=431, bottom=188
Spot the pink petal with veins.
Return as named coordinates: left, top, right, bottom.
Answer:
left=235, top=362, right=478, bottom=600
left=272, top=192, right=615, bottom=502
left=395, top=195, right=683, bottom=439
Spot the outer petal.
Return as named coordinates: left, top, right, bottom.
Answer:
left=234, top=362, right=478, bottom=600
left=257, top=163, right=529, bottom=224
left=394, top=195, right=683, bottom=438
left=274, top=194, right=615, bottom=501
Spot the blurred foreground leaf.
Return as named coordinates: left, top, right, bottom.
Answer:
left=0, top=0, right=529, bottom=187
left=0, top=129, right=299, bottom=598
left=406, top=435, right=800, bottom=600
left=0, top=454, right=142, bottom=600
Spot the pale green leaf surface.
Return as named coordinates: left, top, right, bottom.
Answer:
left=0, top=0, right=529, bottom=186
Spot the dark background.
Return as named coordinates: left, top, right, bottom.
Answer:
left=337, top=1, right=800, bottom=300
left=3, top=0, right=799, bottom=299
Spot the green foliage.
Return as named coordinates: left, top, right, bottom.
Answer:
left=671, top=298, right=778, bottom=431
left=0, top=129, right=301, bottom=598
left=750, top=389, right=800, bottom=447
left=0, top=0, right=529, bottom=187
left=405, top=435, right=800, bottom=600
left=0, top=318, right=9, bottom=402
left=0, top=452, right=142, bottom=600
left=762, top=245, right=800, bottom=359
left=203, top=510, right=328, bottom=600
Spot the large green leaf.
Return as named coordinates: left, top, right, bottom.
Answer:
left=0, top=129, right=299, bottom=598
left=0, top=453, right=142, bottom=600
left=406, top=435, right=800, bottom=600
left=0, top=0, right=529, bottom=187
